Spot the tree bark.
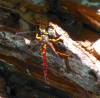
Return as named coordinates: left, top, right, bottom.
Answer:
left=59, top=0, right=100, bottom=32
left=0, top=0, right=100, bottom=98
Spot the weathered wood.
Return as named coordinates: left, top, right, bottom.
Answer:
left=0, top=1, right=100, bottom=98
left=59, top=0, right=100, bottom=32
left=0, top=61, right=71, bottom=98
left=0, top=76, right=7, bottom=98
left=1, top=0, right=100, bottom=33
left=0, top=0, right=48, bottom=26
left=0, top=27, right=100, bottom=98
left=0, top=49, right=94, bottom=98
left=0, top=25, right=16, bottom=33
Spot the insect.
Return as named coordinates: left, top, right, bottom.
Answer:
left=35, top=25, right=63, bottom=80
left=15, top=23, right=68, bottom=81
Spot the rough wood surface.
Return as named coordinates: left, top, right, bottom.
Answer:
left=0, top=25, right=100, bottom=98
left=0, top=0, right=100, bottom=98
left=59, top=0, right=100, bottom=32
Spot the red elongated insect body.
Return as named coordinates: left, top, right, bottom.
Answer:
left=41, top=45, right=48, bottom=80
